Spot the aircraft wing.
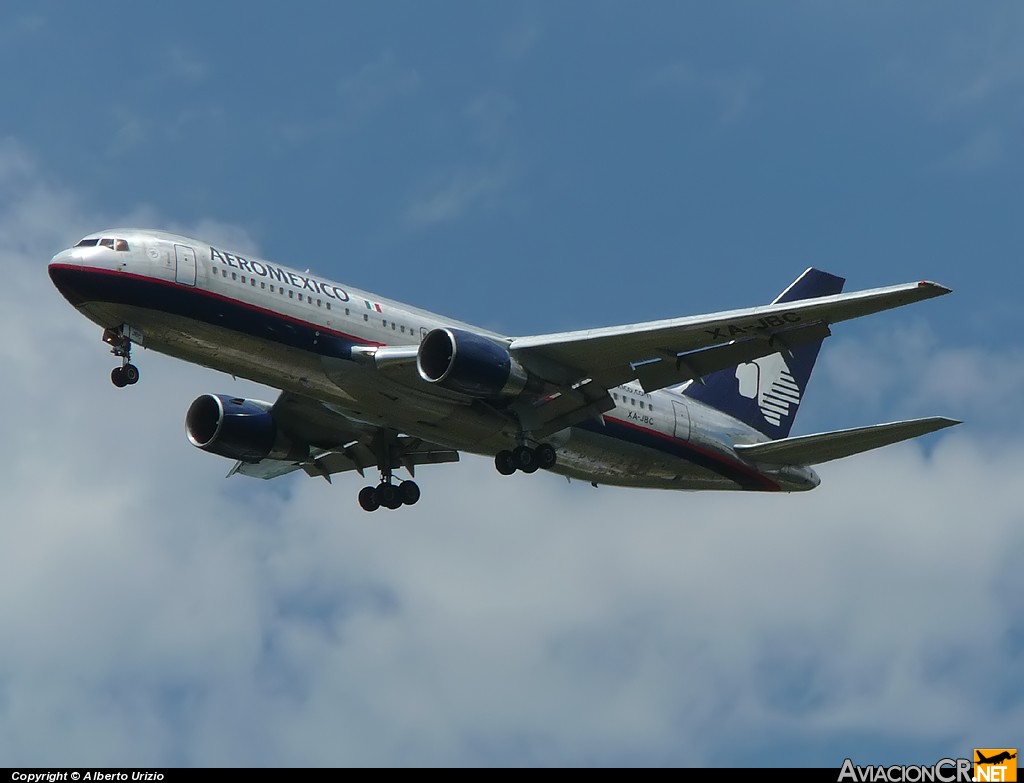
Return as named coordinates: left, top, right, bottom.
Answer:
left=510, top=280, right=950, bottom=392
left=733, top=417, right=960, bottom=465
left=228, top=391, right=459, bottom=481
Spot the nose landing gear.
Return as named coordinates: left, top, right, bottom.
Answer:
left=103, top=326, right=140, bottom=388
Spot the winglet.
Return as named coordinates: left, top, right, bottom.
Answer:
left=917, top=280, right=953, bottom=297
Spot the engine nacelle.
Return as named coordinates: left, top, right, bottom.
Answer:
left=185, top=394, right=307, bottom=463
left=417, top=328, right=537, bottom=398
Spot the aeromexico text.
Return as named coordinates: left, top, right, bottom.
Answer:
left=210, top=247, right=350, bottom=302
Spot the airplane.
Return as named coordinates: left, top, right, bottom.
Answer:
left=977, top=752, right=1017, bottom=765
left=48, top=229, right=959, bottom=512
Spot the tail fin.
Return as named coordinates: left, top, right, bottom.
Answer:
left=682, top=268, right=845, bottom=438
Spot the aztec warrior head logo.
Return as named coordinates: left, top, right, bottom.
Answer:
left=735, top=353, right=801, bottom=426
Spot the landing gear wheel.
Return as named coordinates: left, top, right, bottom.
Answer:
left=398, top=480, right=421, bottom=506
left=513, top=445, right=538, bottom=474
left=104, top=326, right=139, bottom=387
left=358, top=486, right=380, bottom=512
left=495, top=450, right=516, bottom=476
left=535, top=443, right=557, bottom=469
left=375, top=483, right=402, bottom=510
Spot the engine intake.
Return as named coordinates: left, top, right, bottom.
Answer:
left=185, top=394, right=307, bottom=463
left=417, top=328, right=537, bottom=399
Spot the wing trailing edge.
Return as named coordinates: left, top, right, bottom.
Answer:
left=733, top=417, right=960, bottom=466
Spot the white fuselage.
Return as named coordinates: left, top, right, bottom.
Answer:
left=48, top=229, right=820, bottom=493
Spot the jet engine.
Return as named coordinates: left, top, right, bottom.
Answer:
left=417, top=328, right=541, bottom=398
left=185, top=394, right=307, bottom=463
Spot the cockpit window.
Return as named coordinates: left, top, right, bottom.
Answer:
left=75, top=236, right=130, bottom=251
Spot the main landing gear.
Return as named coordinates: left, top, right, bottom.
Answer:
left=103, top=326, right=140, bottom=388
left=356, top=432, right=421, bottom=512
left=494, top=443, right=557, bottom=475
left=358, top=479, right=421, bottom=512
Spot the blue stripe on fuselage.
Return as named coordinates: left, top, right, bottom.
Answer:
left=48, top=264, right=378, bottom=358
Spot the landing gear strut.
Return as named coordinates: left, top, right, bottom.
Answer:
left=103, top=326, right=140, bottom=388
left=495, top=442, right=557, bottom=475
left=357, top=432, right=421, bottom=512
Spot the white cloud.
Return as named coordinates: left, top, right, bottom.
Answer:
left=163, top=46, right=207, bottom=84
left=500, top=19, right=542, bottom=61
left=935, top=127, right=1005, bottom=173
left=819, top=321, right=1024, bottom=427
left=465, top=91, right=518, bottom=150
left=404, top=162, right=517, bottom=229
left=0, top=13, right=46, bottom=48
left=337, top=51, right=421, bottom=126
left=882, top=5, right=1024, bottom=172
left=2, top=142, right=1021, bottom=766
left=640, top=61, right=761, bottom=124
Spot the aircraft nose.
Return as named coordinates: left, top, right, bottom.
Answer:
left=48, top=247, right=86, bottom=305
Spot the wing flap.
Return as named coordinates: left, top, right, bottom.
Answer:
left=232, top=440, right=460, bottom=482
left=229, top=390, right=460, bottom=481
left=734, top=417, right=960, bottom=465
left=633, top=321, right=832, bottom=393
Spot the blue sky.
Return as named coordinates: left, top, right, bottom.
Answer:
left=1, top=1, right=1022, bottom=767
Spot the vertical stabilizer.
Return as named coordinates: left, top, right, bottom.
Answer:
left=682, top=268, right=845, bottom=438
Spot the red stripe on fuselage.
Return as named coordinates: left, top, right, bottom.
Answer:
left=602, top=414, right=781, bottom=491
left=49, top=263, right=385, bottom=347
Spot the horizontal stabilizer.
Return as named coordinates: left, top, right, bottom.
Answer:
left=734, top=417, right=960, bottom=465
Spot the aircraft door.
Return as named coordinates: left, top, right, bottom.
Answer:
left=671, top=400, right=691, bottom=440
left=174, top=244, right=197, bottom=286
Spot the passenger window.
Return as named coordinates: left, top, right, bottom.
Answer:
left=289, top=291, right=294, bottom=299
left=250, top=279, right=256, bottom=287
left=231, top=273, right=237, bottom=281
left=298, top=294, right=303, bottom=302
left=345, top=308, right=350, bottom=316
left=392, top=323, right=396, bottom=330
left=364, top=314, right=368, bottom=321
left=222, top=270, right=227, bottom=278
left=631, top=398, right=635, bottom=406
left=261, top=282, right=266, bottom=289
left=241, top=276, right=246, bottom=284
left=270, top=285, right=275, bottom=292
left=400, top=326, right=406, bottom=334
left=326, top=302, right=331, bottom=311
left=317, top=299, right=322, bottom=307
